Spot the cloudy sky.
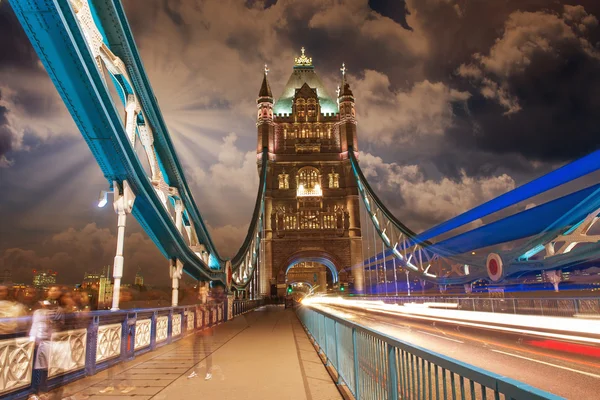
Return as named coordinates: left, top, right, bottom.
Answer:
left=1, top=0, right=599, bottom=285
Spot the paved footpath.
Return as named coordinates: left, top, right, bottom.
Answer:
left=57, top=306, right=342, bottom=400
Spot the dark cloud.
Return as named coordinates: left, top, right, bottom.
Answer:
left=0, top=91, right=14, bottom=164
left=0, top=2, right=41, bottom=71
left=451, top=6, right=600, bottom=163
left=368, top=0, right=412, bottom=30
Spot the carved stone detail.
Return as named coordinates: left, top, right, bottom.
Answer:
left=187, top=311, right=195, bottom=331
left=172, top=314, right=182, bottom=337
left=156, top=316, right=168, bottom=343
left=0, top=337, right=35, bottom=395
left=96, top=323, right=121, bottom=363
left=134, top=319, right=151, bottom=350
left=49, top=328, right=87, bottom=377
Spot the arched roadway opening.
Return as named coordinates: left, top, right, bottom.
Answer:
left=282, top=250, right=341, bottom=283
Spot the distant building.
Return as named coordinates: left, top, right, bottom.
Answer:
left=32, top=270, right=57, bottom=288
left=82, top=270, right=101, bottom=289
left=134, top=270, right=144, bottom=286
left=98, top=265, right=113, bottom=309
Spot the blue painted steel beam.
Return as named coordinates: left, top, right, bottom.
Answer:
left=435, top=184, right=600, bottom=254
left=90, top=0, right=225, bottom=262
left=414, top=150, right=600, bottom=243
left=9, top=0, right=221, bottom=282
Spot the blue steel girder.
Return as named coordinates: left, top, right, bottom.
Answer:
left=9, top=0, right=223, bottom=283
left=88, top=0, right=225, bottom=262
left=350, top=148, right=600, bottom=285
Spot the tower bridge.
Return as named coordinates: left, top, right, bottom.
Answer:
left=257, top=51, right=364, bottom=297
left=4, top=0, right=600, bottom=399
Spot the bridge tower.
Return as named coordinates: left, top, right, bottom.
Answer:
left=257, top=49, right=364, bottom=296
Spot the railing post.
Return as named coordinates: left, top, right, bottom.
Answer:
left=167, top=308, right=173, bottom=344
left=150, top=311, right=158, bottom=350
left=334, top=320, right=341, bottom=383
left=387, top=343, right=399, bottom=400
left=85, top=315, right=100, bottom=376
left=352, top=327, right=360, bottom=398
left=126, top=313, right=136, bottom=360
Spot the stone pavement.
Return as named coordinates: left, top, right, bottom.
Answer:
left=56, top=306, right=342, bottom=400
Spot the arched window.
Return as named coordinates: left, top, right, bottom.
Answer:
left=297, top=167, right=322, bottom=197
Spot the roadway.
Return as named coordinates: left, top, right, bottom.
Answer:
left=313, top=302, right=600, bottom=399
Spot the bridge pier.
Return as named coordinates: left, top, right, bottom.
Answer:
left=110, top=181, right=135, bottom=311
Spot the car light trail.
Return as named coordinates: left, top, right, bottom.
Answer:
left=302, top=296, right=600, bottom=345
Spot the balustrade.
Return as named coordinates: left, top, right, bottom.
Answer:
left=0, top=298, right=266, bottom=399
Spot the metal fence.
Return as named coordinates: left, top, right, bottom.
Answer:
left=297, top=305, right=562, bottom=400
left=0, top=298, right=264, bottom=399
left=233, top=299, right=264, bottom=316
left=350, top=296, right=600, bottom=318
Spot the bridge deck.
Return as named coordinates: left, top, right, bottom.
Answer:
left=54, top=306, right=341, bottom=400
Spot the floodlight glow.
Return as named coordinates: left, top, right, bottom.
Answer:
left=98, top=190, right=109, bottom=208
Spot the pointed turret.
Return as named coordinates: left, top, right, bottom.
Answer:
left=337, top=63, right=357, bottom=153
left=258, top=68, right=273, bottom=99
left=257, top=64, right=274, bottom=155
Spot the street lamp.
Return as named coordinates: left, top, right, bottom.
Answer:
left=98, top=189, right=114, bottom=208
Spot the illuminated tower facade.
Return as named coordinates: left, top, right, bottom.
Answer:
left=257, top=49, right=363, bottom=296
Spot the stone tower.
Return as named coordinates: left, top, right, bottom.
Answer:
left=257, top=49, right=364, bottom=296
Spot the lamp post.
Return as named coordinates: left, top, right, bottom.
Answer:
left=405, top=270, right=411, bottom=297
left=99, top=181, right=135, bottom=311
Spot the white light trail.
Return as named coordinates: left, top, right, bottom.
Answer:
left=302, top=297, right=600, bottom=345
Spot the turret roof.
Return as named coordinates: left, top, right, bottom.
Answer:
left=273, top=49, right=338, bottom=114
left=258, top=72, right=273, bottom=98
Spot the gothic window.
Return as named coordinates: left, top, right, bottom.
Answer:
left=284, top=213, right=297, bottom=230
left=284, top=128, right=287, bottom=140
left=278, top=171, right=289, bottom=189
left=308, top=104, right=316, bottom=117
left=296, top=99, right=306, bottom=118
left=297, top=167, right=319, bottom=189
left=328, top=169, right=340, bottom=189
left=327, top=128, right=332, bottom=139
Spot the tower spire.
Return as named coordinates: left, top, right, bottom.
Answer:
left=258, top=64, right=273, bottom=98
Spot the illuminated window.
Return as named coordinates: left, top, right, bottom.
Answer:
left=278, top=171, right=289, bottom=189
left=284, top=214, right=297, bottom=230
left=328, top=169, right=340, bottom=189
left=297, top=167, right=322, bottom=197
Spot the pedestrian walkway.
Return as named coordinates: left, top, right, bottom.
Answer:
left=56, top=306, right=342, bottom=400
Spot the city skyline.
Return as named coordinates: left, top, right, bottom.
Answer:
left=1, top=0, right=600, bottom=286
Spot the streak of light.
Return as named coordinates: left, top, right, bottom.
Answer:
left=491, top=350, right=600, bottom=379
left=302, top=296, right=600, bottom=344
left=416, top=330, right=464, bottom=344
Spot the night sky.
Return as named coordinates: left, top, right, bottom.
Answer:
left=1, top=0, right=599, bottom=285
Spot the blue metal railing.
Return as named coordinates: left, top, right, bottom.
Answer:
left=297, top=305, right=563, bottom=400
left=0, top=299, right=263, bottom=399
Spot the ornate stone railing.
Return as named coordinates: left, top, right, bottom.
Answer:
left=0, top=337, right=34, bottom=395
left=0, top=298, right=265, bottom=400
